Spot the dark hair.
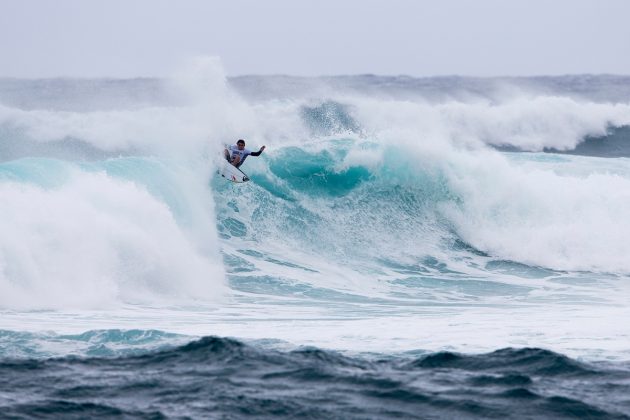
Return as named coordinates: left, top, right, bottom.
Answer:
left=237, top=139, right=245, bottom=145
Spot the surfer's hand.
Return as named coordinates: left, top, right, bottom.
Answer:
left=260, top=146, right=266, bottom=152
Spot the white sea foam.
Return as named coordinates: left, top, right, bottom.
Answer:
left=0, top=167, right=224, bottom=310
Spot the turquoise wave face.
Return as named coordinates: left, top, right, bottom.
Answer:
left=212, top=137, right=484, bottom=291
left=0, top=157, right=75, bottom=188
left=237, top=137, right=457, bottom=201
left=267, top=145, right=371, bottom=196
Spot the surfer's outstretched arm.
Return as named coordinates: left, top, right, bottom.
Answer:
left=249, top=145, right=266, bottom=157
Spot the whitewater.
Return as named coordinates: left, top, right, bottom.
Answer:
left=2, top=61, right=630, bottom=418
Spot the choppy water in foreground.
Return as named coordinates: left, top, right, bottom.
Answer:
left=2, top=335, right=630, bottom=419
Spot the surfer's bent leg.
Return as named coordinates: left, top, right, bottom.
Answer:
left=232, top=155, right=241, bottom=167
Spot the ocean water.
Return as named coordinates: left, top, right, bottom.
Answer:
left=2, top=63, right=630, bottom=418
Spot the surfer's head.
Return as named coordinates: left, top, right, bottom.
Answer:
left=237, top=139, right=245, bottom=149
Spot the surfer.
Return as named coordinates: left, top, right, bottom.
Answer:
left=224, top=139, right=266, bottom=168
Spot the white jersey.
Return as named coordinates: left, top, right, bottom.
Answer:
left=228, top=145, right=252, bottom=166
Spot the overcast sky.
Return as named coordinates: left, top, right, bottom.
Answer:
left=1, top=0, right=629, bottom=78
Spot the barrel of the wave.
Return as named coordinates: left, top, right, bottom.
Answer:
left=218, top=159, right=250, bottom=183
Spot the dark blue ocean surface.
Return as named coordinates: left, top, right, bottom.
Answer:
left=1, top=336, right=629, bottom=419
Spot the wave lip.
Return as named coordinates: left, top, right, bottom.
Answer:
left=1, top=335, right=629, bottom=419
left=545, top=125, right=630, bottom=158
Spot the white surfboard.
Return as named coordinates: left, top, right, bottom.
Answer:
left=218, top=159, right=250, bottom=183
